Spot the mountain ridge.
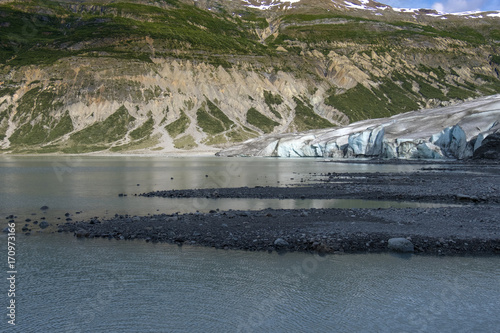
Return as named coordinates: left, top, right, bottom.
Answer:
left=0, top=0, right=499, bottom=154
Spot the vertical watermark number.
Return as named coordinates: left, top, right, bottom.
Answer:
left=6, top=221, right=16, bottom=325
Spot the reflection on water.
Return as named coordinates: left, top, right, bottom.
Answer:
left=0, top=156, right=458, bottom=222
left=1, top=234, right=499, bottom=332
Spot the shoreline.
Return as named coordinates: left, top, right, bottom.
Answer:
left=60, top=206, right=500, bottom=256
left=58, top=166, right=500, bottom=256
left=0, top=149, right=220, bottom=158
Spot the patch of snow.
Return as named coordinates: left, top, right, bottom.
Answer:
left=242, top=0, right=301, bottom=10
left=451, top=10, right=483, bottom=16
left=387, top=6, right=498, bottom=19
left=392, top=7, right=420, bottom=14
left=344, top=1, right=374, bottom=11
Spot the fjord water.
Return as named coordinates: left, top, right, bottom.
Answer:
left=1, top=156, right=499, bottom=332
left=0, top=155, right=453, bottom=221
left=2, top=234, right=500, bottom=332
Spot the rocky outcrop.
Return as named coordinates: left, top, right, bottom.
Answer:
left=218, top=95, right=500, bottom=159
left=473, top=132, right=500, bottom=160
left=0, top=58, right=341, bottom=153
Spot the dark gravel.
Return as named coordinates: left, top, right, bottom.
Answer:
left=59, top=161, right=500, bottom=256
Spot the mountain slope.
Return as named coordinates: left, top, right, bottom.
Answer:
left=0, top=0, right=499, bottom=154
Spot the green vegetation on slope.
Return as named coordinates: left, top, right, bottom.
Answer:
left=165, top=111, right=191, bottom=138
left=14, top=87, right=60, bottom=122
left=263, top=90, right=283, bottom=119
left=293, top=97, right=334, bottom=131
left=196, top=99, right=234, bottom=135
left=0, top=0, right=270, bottom=67
left=173, top=134, right=197, bottom=149
left=9, top=85, right=73, bottom=145
left=246, top=107, right=279, bottom=134
left=206, top=99, right=234, bottom=129
left=130, top=116, right=154, bottom=140
left=226, top=128, right=257, bottom=142
left=46, top=110, right=74, bottom=142
left=70, top=106, right=135, bottom=144
left=196, top=107, right=225, bottom=135
left=0, top=109, right=10, bottom=141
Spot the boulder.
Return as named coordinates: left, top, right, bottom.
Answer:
left=39, top=221, right=50, bottom=229
left=473, top=132, right=500, bottom=160
left=387, top=238, right=414, bottom=253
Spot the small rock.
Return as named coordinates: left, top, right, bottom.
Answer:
left=274, top=238, right=289, bottom=247
left=456, top=194, right=479, bottom=202
left=75, top=229, right=88, bottom=238
left=388, top=238, right=414, bottom=253
left=39, top=221, right=50, bottom=229
left=40, top=205, right=49, bottom=210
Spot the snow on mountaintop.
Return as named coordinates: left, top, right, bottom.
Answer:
left=238, top=0, right=500, bottom=19
left=241, top=0, right=301, bottom=10
left=241, top=0, right=383, bottom=11
left=387, top=4, right=500, bottom=19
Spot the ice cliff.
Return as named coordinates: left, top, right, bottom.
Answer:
left=217, top=94, right=500, bottom=159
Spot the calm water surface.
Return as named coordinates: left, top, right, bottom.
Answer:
left=1, top=234, right=499, bottom=332
left=0, top=156, right=458, bottom=221
left=1, top=156, right=498, bottom=332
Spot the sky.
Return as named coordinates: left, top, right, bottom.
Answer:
left=380, top=0, right=500, bottom=13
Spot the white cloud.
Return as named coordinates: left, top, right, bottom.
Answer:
left=432, top=2, right=444, bottom=12
left=431, top=0, right=483, bottom=13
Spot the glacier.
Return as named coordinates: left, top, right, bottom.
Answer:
left=217, top=94, right=500, bottom=159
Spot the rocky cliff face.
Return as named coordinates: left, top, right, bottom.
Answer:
left=217, top=94, right=500, bottom=159
left=1, top=0, right=500, bottom=154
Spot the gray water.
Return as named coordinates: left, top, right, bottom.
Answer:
left=1, top=156, right=499, bottom=332
left=1, top=234, right=499, bottom=333
left=0, top=156, right=457, bottom=221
